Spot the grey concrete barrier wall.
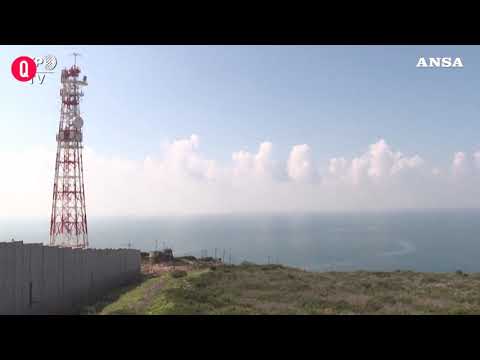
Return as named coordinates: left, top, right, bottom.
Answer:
left=0, top=242, right=141, bottom=315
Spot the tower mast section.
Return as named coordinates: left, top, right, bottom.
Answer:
left=49, top=56, right=89, bottom=248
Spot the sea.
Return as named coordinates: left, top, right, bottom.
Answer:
left=1, top=209, right=479, bottom=273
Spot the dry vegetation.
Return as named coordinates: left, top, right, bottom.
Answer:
left=87, top=263, right=480, bottom=315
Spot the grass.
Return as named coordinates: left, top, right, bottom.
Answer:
left=81, top=274, right=149, bottom=315
left=93, top=264, right=480, bottom=315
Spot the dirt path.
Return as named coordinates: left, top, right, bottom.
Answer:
left=142, top=263, right=192, bottom=276
left=132, top=259, right=221, bottom=312
left=134, top=276, right=165, bottom=312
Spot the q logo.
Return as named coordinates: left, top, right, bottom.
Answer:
left=11, top=56, right=37, bottom=82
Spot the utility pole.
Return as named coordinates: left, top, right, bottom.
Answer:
left=222, top=249, right=225, bottom=263
left=229, top=249, right=232, bottom=265
left=215, top=248, right=217, bottom=260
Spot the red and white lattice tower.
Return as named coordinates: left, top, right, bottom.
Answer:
left=49, top=54, right=89, bottom=248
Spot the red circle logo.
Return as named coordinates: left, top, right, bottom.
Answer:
left=11, top=56, right=37, bottom=82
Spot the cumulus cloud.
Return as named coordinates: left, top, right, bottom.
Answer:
left=232, top=141, right=275, bottom=180
left=0, top=135, right=479, bottom=217
left=452, top=151, right=468, bottom=177
left=350, top=156, right=369, bottom=185
left=327, top=139, right=424, bottom=185
left=161, top=134, right=217, bottom=180
left=368, top=139, right=394, bottom=178
left=328, top=157, right=349, bottom=183
left=287, top=144, right=314, bottom=182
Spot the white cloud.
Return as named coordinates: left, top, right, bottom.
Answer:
left=368, top=139, right=394, bottom=178
left=391, top=154, right=424, bottom=175
left=287, top=144, right=314, bottom=182
left=328, top=139, right=424, bottom=185
left=0, top=135, right=479, bottom=217
left=350, top=156, right=369, bottom=185
left=254, top=142, right=274, bottom=177
left=161, top=134, right=215, bottom=180
left=328, top=157, right=349, bottom=183
left=367, top=139, right=424, bottom=178
left=232, top=141, right=275, bottom=180
left=452, top=151, right=468, bottom=177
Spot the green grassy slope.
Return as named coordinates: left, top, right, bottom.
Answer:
left=91, top=264, right=480, bottom=315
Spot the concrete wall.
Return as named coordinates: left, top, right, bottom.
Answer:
left=0, top=242, right=141, bottom=315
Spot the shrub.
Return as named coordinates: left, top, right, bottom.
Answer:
left=171, top=270, right=187, bottom=278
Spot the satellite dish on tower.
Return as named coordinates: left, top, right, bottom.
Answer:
left=73, top=116, right=84, bottom=129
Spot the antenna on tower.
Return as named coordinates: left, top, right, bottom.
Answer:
left=71, top=52, right=81, bottom=66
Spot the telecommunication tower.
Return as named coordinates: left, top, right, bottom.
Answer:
left=49, top=54, right=89, bottom=248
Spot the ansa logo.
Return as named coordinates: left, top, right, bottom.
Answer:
left=416, top=57, right=464, bottom=68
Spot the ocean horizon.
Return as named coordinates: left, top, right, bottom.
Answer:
left=1, top=208, right=479, bottom=273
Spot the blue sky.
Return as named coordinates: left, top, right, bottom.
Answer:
left=1, top=45, right=478, bottom=167
left=1, top=45, right=480, bottom=216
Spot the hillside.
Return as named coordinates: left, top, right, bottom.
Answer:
left=86, top=263, right=480, bottom=315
